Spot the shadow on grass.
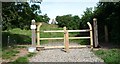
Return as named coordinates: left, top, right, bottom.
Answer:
left=2, top=32, right=31, bottom=48
left=99, top=42, right=120, bottom=49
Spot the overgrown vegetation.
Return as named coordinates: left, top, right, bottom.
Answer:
left=94, top=49, right=120, bottom=64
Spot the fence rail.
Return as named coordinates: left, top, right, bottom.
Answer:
left=36, top=45, right=93, bottom=49
left=43, top=29, right=91, bottom=33
left=39, top=37, right=90, bottom=40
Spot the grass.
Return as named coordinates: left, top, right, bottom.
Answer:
left=9, top=52, right=37, bottom=64
left=2, top=45, right=28, bottom=61
left=2, top=45, right=37, bottom=63
left=93, top=49, right=120, bottom=64
left=26, top=52, right=36, bottom=57
left=14, top=56, right=28, bottom=62
left=2, top=48, right=20, bottom=59
left=9, top=57, right=29, bottom=64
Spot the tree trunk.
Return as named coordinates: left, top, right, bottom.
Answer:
left=104, top=25, right=109, bottom=43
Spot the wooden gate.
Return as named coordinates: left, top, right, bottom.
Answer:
left=36, top=22, right=93, bottom=52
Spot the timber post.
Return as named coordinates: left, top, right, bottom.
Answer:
left=93, top=18, right=99, bottom=47
left=37, top=23, right=42, bottom=47
left=64, top=27, right=69, bottom=52
left=87, top=22, right=93, bottom=49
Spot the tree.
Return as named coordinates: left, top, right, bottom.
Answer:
left=80, top=2, right=120, bottom=44
left=42, top=14, right=50, bottom=23
left=56, top=14, right=81, bottom=30
left=80, top=7, right=94, bottom=29
left=2, top=2, right=41, bottom=30
left=93, top=2, right=120, bottom=43
left=35, top=14, right=50, bottom=23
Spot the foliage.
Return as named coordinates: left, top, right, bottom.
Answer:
left=56, top=14, right=81, bottom=30
left=80, top=2, right=120, bottom=44
left=80, top=7, right=94, bottom=29
left=94, top=2, right=120, bottom=43
left=35, top=14, right=50, bottom=23
left=2, top=2, right=41, bottom=30
left=94, top=49, right=120, bottom=64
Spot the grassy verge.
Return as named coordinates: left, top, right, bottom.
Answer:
left=93, top=49, right=120, bottom=64
left=9, top=52, right=36, bottom=64
left=2, top=45, right=28, bottom=62
left=2, top=45, right=37, bottom=63
left=2, top=47, right=20, bottom=60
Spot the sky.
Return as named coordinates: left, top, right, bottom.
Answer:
left=39, top=0, right=99, bottom=19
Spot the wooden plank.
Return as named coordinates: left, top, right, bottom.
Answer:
left=43, top=29, right=91, bottom=33
left=40, top=38, right=64, bottom=40
left=39, top=37, right=90, bottom=40
left=69, top=45, right=92, bottom=48
left=44, top=30, right=64, bottom=32
left=44, top=46, right=64, bottom=49
left=69, top=37, right=90, bottom=39
left=68, top=29, right=91, bottom=32
left=36, top=45, right=93, bottom=49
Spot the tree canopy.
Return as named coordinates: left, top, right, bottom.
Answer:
left=2, top=2, right=50, bottom=30
left=56, top=14, right=81, bottom=30
left=80, top=2, right=120, bottom=43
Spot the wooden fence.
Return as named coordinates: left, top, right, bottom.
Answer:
left=36, top=22, right=93, bottom=52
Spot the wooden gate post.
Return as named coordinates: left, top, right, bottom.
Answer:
left=87, top=22, right=93, bottom=49
left=37, top=23, right=42, bottom=47
left=93, top=18, right=99, bottom=47
left=64, top=27, right=69, bottom=52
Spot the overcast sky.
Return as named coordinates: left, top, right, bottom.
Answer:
left=39, top=0, right=99, bottom=19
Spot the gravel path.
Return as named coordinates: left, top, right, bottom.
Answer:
left=29, top=42, right=104, bottom=62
